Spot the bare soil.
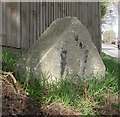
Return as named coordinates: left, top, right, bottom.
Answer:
left=2, top=75, right=45, bottom=116
left=1, top=72, right=81, bottom=116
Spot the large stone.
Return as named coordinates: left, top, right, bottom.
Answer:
left=17, top=17, right=105, bottom=83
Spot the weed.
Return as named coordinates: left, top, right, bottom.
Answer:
left=2, top=50, right=20, bottom=72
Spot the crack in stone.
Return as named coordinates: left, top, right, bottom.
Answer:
left=60, top=49, right=67, bottom=77
left=74, top=35, right=79, bottom=42
left=83, top=49, right=89, bottom=76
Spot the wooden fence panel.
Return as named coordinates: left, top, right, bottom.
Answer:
left=2, top=2, right=101, bottom=52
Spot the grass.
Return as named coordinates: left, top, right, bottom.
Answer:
left=2, top=50, right=119, bottom=115
left=2, top=50, right=20, bottom=72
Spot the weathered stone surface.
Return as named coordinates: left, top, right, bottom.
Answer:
left=17, top=17, right=105, bottom=83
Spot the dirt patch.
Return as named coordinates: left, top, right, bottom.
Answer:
left=2, top=74, right=45, bottom=116
left=42, top=102, right=81, bottom=116
left=1, top=72, right=81, bottom=116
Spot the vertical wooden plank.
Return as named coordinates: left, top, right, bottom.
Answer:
left=79, top=2, right=82, bottom=21
left=54, top=2, right=58, bottom=20
left=94, top=3, right=98, bottom=48
left=0, top=2, right=2, bottom=46
left=76, top=2, right=79, bottom=20
left=49, top=2, right=53, bottom=24
left=87, top=2, right=91, bottom=33
left=6, top=3, right=12, bottom=47
left=71, top=2, right=74, bottom=17
left=48, top=2, right=50, bottom=26
left=64, top=2, right=66, bottom=16
left=58, top=2, right=61, bottom=18
left=92, top=3, right=96, bottom=46
left=45, top=2, right=48, bottom=29
left=29, top=2, right=34, bottom=47
left=33, top=2, right=37, bottom=43
left=36, top=2, right=40, bottom=40
left=64, top=2, right=67, bottom=17
left=26, top=2, right=30, bottom=48
left=96, top=2, right=101, bottom=53
left=38, top=2, right=40, bottom=37
left=81, top=2, right=87, bottom=25
left=76, top=2, right=79, bottom=18
left=42, top=2, right=45, bottom=33
left=67, top=2, right=71, bottom=17
left=118, top=2, right=120, bottom=43
left=62, top=2, right=65, bottom=17
left=40, top=2, right=43, bottom=35
left=60, top=2, right=63, bottom=18
left=21, top=2, right=30, bottom=49
left=16, top=2, right=21, bottom=48
left=53, top=2, right=55, bottom=21
left=53, top=1, right=56, bottom=21
left=53, top=1, right=55, bottom=20
left=11, top=3, right=17, bottom=48
left=66, top=2, right=69, bottom=16
left=79, top=2, right=82, bottom=20
left=75, top=2, right=77, bottom=17
left=84, top=2, right=87, bottom=22
left=88, top=2, right=94, bottom=43
left=51, top=2, right=54, bottom=22
left=2, top=2, right=7, bottom=46
left=48, top=2, right=52, bottom=26
left=95, top=2, right=99, bottom=50
left=43, top=2, right=46, bottom=32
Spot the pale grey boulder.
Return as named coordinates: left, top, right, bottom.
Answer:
left=17, top=17, right=105, bottom=83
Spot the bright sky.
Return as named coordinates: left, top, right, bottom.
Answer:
left=102, top=2, right=118, bottom=38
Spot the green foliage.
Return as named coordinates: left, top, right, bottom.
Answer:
left=100, top=1, right=109, bottom=18
left=2, top=50, right=20, bottom=71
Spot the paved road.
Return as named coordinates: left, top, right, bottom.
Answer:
left=102, top=44, right=120, bottom=62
